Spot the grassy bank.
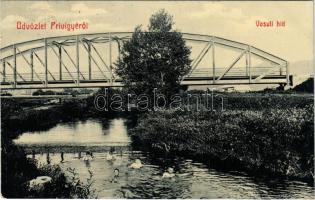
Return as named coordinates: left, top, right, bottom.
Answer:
left=130, top=93, right=314, bottom=183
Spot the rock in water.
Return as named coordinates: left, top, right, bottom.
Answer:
left=29, top=176, right=52, bottom=191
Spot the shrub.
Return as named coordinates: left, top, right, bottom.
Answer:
left=131, top=105, right=314, bottom=180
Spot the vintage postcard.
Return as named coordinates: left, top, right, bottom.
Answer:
left=0, top=0, right=314, bottom=199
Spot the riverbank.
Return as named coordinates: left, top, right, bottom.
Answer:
left=2, top=99, right=85, bottom=139
left=1, top=98, right=104, bottom=198
left=1, top=94, right=123, bottom=138
left=2, top=140, right=97, bottom=198
left=1, top=91, right=139, bottom=198
left=130, top=93, right=314, bottom=183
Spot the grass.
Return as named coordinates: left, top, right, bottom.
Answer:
left=130, top=93, right=314, bottom=182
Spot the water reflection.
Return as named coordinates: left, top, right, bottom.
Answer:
left=14, top=118, right=130, bottom=145
left=16, top=118, right=314, bottom=198
left=28, top=152, right=314, bottom=199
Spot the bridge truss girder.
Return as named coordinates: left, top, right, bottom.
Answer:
left=0, top=32, right=289, bottom=90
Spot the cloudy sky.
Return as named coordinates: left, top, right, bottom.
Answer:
left=0, top=0, right=313, bottom=65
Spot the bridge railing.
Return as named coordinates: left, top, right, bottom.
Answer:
left=1, top=71, right=113, bottom=83
left=187, top=67, right=286, bottom=77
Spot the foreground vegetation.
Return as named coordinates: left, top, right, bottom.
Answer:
left=2, top=141, right=96, bottom=198
left=1, top=90, right=314, bottom=197
left=1, top=97, right=102, bottom=198
left=131, top=93, right=314, bottom=183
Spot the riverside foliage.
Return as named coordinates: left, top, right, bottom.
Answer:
left=1, top=99, right=96, bottom=198
left=130, top=94, right=314, bottom=182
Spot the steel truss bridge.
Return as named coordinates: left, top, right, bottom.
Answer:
left=0, top=32, right=289, bottom=90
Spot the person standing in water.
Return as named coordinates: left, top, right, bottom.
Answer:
left=111, top=168, right=120, bottom=183
left=46, top=152, right=51, bottom=165
left=83, top=151, right=93, bottom=168
left=83, top=151, right=93, bottom=161
left=106, top=147, right=116, bottom=161
left=60, top=152, right=64, bottom=163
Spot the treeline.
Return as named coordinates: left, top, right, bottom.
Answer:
left=32, top=88, right=94, bottom=96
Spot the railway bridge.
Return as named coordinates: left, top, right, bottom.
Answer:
left=0, top=32, right=290, bottom=90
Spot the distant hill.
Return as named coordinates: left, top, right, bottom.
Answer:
left=292, top=78, right=314, bottom=93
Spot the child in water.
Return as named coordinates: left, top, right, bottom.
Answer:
left=83, top=151, right=93, bottom=161
left=162, top=167, right=175, bottom=178
left=111, top=168, right=119, bottom=183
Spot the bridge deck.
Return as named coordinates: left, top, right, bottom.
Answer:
left=1, top=75, right=287, bottom=89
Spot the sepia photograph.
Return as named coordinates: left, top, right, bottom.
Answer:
left=0, top=0, right=314, bottom=199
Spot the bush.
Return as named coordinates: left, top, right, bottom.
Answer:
left=26, top=165, right=97, bottom=198
left=2, top=132, right=97, bottom=198
left=1, top=97, right=98, bottom=198
left=1, top=141, right=39, bottom=198
left=131, top=103, right=314, bottom=181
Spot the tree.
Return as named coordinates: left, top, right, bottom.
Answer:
left=115, top=9, right=191, bottom=106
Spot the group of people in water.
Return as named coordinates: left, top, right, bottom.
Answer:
left=81, top=149, right=175, bottom=180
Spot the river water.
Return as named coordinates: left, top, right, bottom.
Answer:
left=14, top=118, right=314, bottom=198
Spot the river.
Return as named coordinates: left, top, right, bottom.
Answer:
left=13, top=118, right=314, bottom=198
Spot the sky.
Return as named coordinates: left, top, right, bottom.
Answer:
left=0, top=1, right=313, bottom=67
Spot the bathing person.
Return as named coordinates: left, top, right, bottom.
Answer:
left=46, top=152, right=51, bottom=165
left=111, top=168, right=120, bottom=183
left=114, top=168, right=119, bottom=177
left=129, top=159, right=143, bottom=169
left=106, top=152, right=114, bottom=161
left=60, top=152, right=64, bottom=163
left=32, top=150, right=36, bottom=159
left=83, top=151, right=93, bottom=168
left=83, top=151, right=93, bottom=161
left=162, top=167, right=175, bottom=178
left=106, top=148, right=116, bottom=161
left=122, top=189, right=136, bottom=198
